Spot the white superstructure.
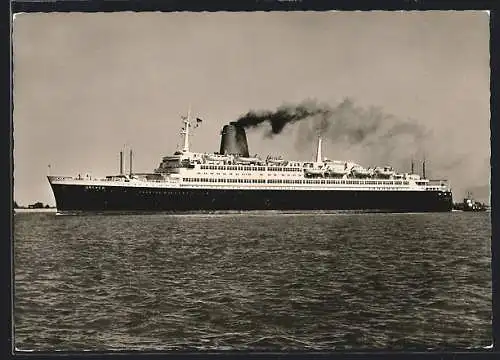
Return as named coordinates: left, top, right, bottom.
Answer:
left=49, top=113, right=451, bottom=194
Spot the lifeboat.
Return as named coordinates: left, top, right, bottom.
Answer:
left=351, top=166, right=372, bottom=178
left=406, top=174, right=421, bottom=180
left=267, top=160, right=287, bottom=165
left=236, top=156, right=262, bottom=164
left=374, top=166, right=395, bottom=178
left=322, top=161, right=349, bottom=177
left=323, top=168, right=348, bottom=177
left=304, top=167, right=326, bottom=176
left=205, top=154, right=231, bottom=162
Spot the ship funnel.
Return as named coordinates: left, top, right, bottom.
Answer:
left=119, top=151, right=124, bottom=175
left=219, top=122, right=250, bottom=157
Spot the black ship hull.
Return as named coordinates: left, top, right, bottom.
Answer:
left=50, top=183, right=453, bottom=212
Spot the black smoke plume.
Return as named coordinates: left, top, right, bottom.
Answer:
left=235, top=98, right=429, bottom=145
left=234, top=101, right=329, bottom=136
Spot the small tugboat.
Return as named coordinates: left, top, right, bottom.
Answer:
left=454, top=192, right=488, bottom=212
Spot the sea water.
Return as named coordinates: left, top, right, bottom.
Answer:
left=14, top=211, right=491, bottom=351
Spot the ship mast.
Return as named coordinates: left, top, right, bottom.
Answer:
left=119, top=150, right=124, bottom=175
left=422, top=155, right=426, bottom=179
left=316, top=136, right=322, bottom=163
left=182, top=106, right=191, bottom=153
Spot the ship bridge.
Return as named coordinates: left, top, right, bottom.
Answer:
left=155, top=149, right=210, bottom=173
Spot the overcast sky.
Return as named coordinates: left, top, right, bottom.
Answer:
left=13, top=11, right=490, bottom=205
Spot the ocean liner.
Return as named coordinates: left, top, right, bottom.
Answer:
left=48, top=111, right=453, bottom=212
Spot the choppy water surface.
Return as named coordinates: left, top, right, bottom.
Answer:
left=14, top=211, right=491, bottom=351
